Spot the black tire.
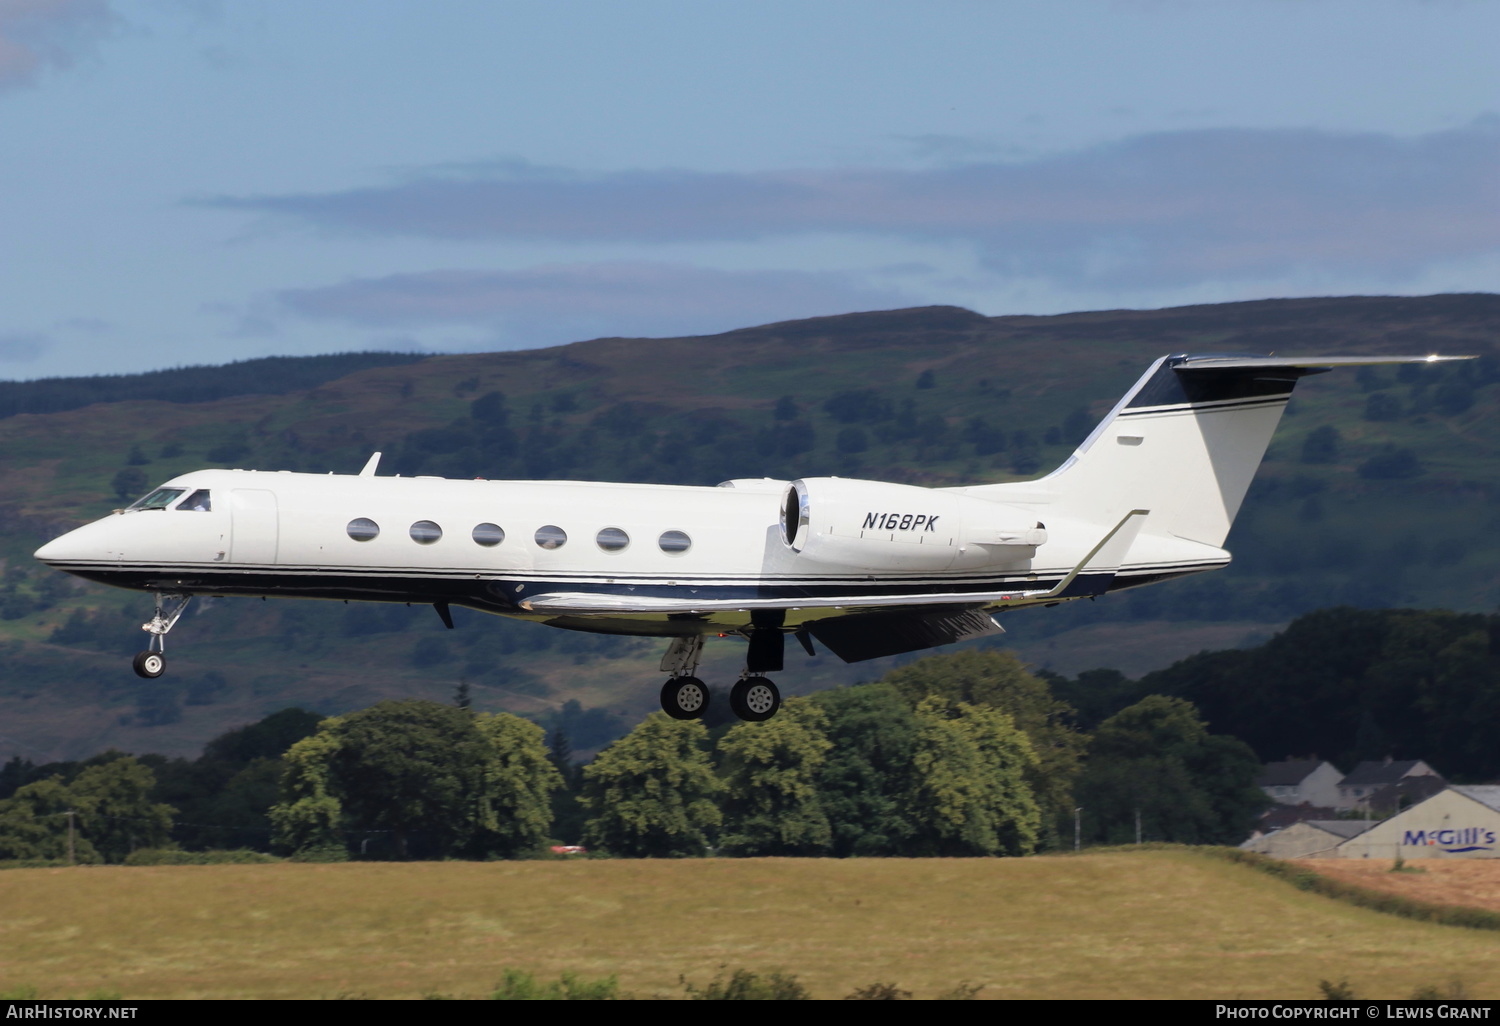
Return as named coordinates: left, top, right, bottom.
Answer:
left=132, top=651, right=166, bottom=679
left=729, top=676, right=780, bottom=721
left=660, top=676, right=710, bottom=719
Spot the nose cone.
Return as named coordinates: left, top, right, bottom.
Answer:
left=35, top=523, right=100, bottom=565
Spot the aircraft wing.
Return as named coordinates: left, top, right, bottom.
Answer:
left=518, top=509, right=1149, bottom=616
left=520, top=587, right=1028, bottom=616
left=518, top=510, right=1150, bottom=661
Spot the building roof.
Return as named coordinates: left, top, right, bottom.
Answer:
left=1259, top=804, right=1340, bottom=832
left=1257, top=758, right=1329, bottom=787
left=1305, top=820, right=1375, bottom=840
left=1451, top=785, right=1500, bottom=813
left=1339, top=760, right=1436, bottom=788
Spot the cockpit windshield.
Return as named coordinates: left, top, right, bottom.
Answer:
left=126, top=487, right=186, bottom=511
left=180, top=489, right=212, bottom=511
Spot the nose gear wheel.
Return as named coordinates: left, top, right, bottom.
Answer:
left=132, top=651, right=166, bottom=679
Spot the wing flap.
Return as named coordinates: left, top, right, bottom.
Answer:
left=806, top=606, right=1005, bottom=663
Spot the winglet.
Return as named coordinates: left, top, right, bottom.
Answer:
left=359, top=452, right=382, bottom=477
left=1042, top=509, right=1149, bottom=600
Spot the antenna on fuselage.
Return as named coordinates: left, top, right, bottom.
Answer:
left=359, top=452, right=382, bottom=477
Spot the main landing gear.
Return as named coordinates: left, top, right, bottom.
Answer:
left=657, top=635, right=783, bottom=722
left=132, top=593, right=191, bottom=679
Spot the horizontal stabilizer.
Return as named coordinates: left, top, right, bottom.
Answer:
left=1175, top=355, right=1473, bottom=371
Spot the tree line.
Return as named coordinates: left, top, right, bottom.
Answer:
left=0, top=352, right=424, bottom=420
left=6, top=605, right=1496, bottom=864
left=0, top=650, right=1269, bottom=863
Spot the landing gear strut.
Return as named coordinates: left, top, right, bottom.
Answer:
left=133, top=593, right=191, bottom=679
left=655, top=635, right=787, bottom=721
left=659, top=635, right=709, bottom=719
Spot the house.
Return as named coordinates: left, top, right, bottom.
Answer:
left=1257, top=758, right=1344, bottom=808
left=1334, top=758, right=1442, bottom=811
left=1361, top=773, right=1448, bottom=817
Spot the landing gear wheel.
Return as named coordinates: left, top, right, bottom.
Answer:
left=730, top=676, right=780, bottom=721
left=661, top=676, right=710, bottom=720
left=132, top=651, right=166, bottom=679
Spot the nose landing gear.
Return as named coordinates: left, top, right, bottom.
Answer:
left=133, top=593, right=191, bottom=679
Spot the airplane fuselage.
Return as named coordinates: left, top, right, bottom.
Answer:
left=35, top=467, right=1218, bottom=640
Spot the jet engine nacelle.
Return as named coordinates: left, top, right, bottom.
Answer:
left=781, top=477, right=1046, bottom=572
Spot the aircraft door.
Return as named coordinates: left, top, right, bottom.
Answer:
left=229, top=488, right=279, bottom=565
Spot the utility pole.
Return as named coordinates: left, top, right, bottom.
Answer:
left=1135, top=807, right=1142, bottom=846
left=1074, top=807, right=1082, bottom=852
left=65, top=809, right=76, bottom=866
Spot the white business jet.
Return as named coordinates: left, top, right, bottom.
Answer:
left=34, top=352, right=1467, bottom=722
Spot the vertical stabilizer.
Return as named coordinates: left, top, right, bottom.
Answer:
left=961, top=354, right=1466, bottom=550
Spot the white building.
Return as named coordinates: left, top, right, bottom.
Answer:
left=1335, top=786, right=1500, bottom=860
left=1257, top=759, right=1345, bottom=808
left=1241, top=820, right=1372, bottom=859
left=1334, top=759, right=1441, bottom=812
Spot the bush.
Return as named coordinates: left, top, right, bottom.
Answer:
left=288, top=842, right=348, bottom=863
left=490, top=969, right=620, bottom=1000
left=1300, top=425, right=1341, bottom=464
left=1358, top=445, right=1423, bottom=480
left=1363, top=392, right=1401, bottom=421
left=682, top=968, right=810, bottom=1000
left=844, top=981, right=912, bottom=999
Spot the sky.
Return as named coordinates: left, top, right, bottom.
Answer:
left=0, top=0, right=1496, bottom=380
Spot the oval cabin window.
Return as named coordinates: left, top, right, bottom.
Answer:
left=410, top=520, right=443, bottom=544
left=658, top=530, right=691, bottom=553
left=472, top=523, right=505, bottom=546
left=535, top=525, right=567, bottom=550
left=347, top=518, right=380, bottom=541
left=596, top=527, right=629, bottom=552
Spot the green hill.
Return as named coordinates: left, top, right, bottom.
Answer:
left=1, top=294, right=1497, bottom=761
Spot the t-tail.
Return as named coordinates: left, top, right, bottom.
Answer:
left=966, top=353, right=1470, bottom=551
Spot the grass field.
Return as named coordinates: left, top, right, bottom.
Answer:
left=3, top=849, right=1500, bottom=1000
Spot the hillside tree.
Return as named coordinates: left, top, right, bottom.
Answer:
left=808, top=683, right=919, bottom=857
left=885, top=651, right=1085, bottom=848
left=906, top=697, right=1041, bottom=857
left=579, top=713, right=722, bottom=857
left=269, top=700, right=559, bottom=858
left=1075, top=695, right=1265, bottom=846
left=717, top=698, right=833, bottom=856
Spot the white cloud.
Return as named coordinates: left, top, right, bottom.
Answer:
left=213, top=122, right=1500, bottom=294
